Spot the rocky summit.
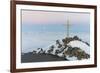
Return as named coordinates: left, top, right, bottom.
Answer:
left=32, top=36, right=90, bottom=61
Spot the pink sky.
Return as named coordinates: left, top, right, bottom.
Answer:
left=22, top=10, right=90, bottom=25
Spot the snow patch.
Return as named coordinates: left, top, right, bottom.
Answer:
left=66, top=56, right=77, bottom=61
left=68, top=40, right=90, bottom=54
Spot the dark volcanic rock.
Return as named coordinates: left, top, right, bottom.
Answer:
left=21, top=52, right=67, bottom=63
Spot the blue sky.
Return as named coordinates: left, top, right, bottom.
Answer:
left=21, top=10, right=90, bottom=53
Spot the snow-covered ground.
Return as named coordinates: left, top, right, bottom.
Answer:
left=66, top=56, right=77, bottom=61
left=68, top=40, right=90, bottom=54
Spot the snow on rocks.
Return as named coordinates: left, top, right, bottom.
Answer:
left=68, top=40, right=90, bottom=54
left=32, top=36, right=90, bottom=61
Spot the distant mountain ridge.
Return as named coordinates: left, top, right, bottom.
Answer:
left=32, top=36, right=90, bottom=61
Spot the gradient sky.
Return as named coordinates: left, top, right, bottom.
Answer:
left=21, top=10, right=90, bottom=53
